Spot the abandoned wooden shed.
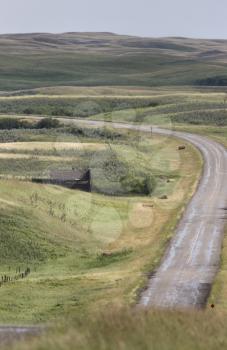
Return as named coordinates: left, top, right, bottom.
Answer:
left=32, top=168, right=91, bottom=192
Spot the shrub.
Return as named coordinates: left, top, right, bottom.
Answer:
left=0, top=118, right=29, bottom=129
left=35, top=118, right=61, bottom=129
left=121, top=173, right=156, bottom=195
left=67, top=126, right=123, bottom=140
left=196, top=76, right=227, bottom=86
left=91, top=249, right=133, bottom=267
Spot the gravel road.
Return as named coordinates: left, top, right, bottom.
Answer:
left=69, top=119, right=227, bottom=308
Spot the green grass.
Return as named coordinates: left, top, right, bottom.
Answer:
left=0, top=131, right=201, bottom=324
left=0, top=90, right=226, bottom=121
left=0, top=96, right=157, bottom=117
left=0, top=33, right=227, bottom=349
left=6, top=307, right=227, bottom=350
left=0, top=127, right=192, bottom=196
left=85, top=91, right=227, bottom=126
left=1, top=33, right=227, bottom=90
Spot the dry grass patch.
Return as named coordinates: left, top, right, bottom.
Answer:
left=0, top=153, right=77, bottom=161
left=0, top=142, right=106, bottom=152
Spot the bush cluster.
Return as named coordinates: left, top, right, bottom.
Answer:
left=0, top=97, right=158, bottom=117
left=196, top=76, right=227, bottom=86
left=91, top=149, right=156, bottom=196
left=0, top=117, right=61, bottom=130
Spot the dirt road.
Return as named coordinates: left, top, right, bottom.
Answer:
left=68, top=119, right=227, bottom=308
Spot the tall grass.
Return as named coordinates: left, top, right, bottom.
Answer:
left=8, top=307, right=227, bottom=350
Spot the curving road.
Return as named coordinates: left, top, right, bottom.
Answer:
left=68, top=118, right=227, bottom=308
left=140, top=127, right=227, bottom=308
left=4, top=115, right=227, bottom=309
left=2, top=118, right=226, bottom=343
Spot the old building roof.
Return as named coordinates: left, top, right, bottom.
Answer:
left=50, top=169, right=85, bottom=181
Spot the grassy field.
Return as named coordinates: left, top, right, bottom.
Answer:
left=0, top=32, right=227, bottom=349
left=1, top=88, right=226, bottom=131
left=2, top=88, right=227, bottom=317
left=82, top=90, right=227, bottom=125
left=6, top=307, right=227, bottom=350
left=0, top=33, right=227, bottom=90
left=1, top=88, right=227, bottom=327
left=0, top=126, right=201, bottom=324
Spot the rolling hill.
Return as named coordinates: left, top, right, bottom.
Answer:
left=0, top=32, right=227, bottom=90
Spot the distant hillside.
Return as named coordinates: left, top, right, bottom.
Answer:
left=0, top=32, right=227, bottom=90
